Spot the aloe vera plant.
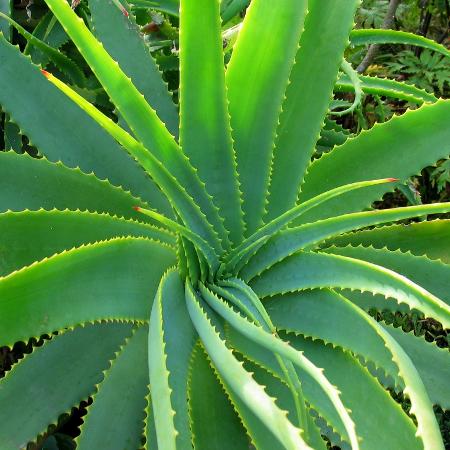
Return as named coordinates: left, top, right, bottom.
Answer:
left=1, top=0, right=450, bottom=449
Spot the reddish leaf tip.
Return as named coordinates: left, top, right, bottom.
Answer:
left=121, top=7, right=129, bottom=17
left=387, top=178, right=399, bottom=182
left=132, top=206, right=141, bottom=212
left=41, top=69, right=50, bottom=78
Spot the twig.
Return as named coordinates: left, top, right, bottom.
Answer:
left=357, top=0, right=402, bottom=73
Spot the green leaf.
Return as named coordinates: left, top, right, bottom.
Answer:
left=25, top=11, right=69, bottom=66
left=0, top=35, right=168, bottom=212
left=188, top=343, right=250, bottom=450
left=327, top=220, right=450, bottom=264
left=266, top=0, right=359, bottom=220
left=241, top=202, right=450, bottom=280
left=287, top=335, right=422, bottom=450
left=0, top=237, right=175, bottom=346
left=221, top=0, right=249, bottom=23
left=383, top=324, right=450, bottom=410
left=297, top=99, right=450, bottom=224
left=226, top=0, right=308, bottom=235
left=0, top=12, right=86, bottom=87
left=266, top=290, right=399, bottom=383
left=243, top=360, right=327, bottom=450
left=0, top=322, right=133, bottom=449
left=336, top=73, right=437, bottom=104
left=0, top=210, right=175, bottom=277
left=263, top=290, right=444, bottom=450
left=0, top=151, right=151, bottom=220
left=3, top=114, right=21, bottom=152
left=350, top=29, right=450, bottom=59
left=181, top=237, right=201, bottom=284
left=88, top=0, right=178, bottom=136
left=44, top=0, right=228, bottom=246
left=77, top=326, right=148, bottom=450
left=329, top=59, right=363, bottom=116
left=179, top=0, right=243, bottom=247
left=148, top=269, right=197, bottom=450
left=199, top=284, right=358, bottom=450
left=211, top=278, right=310, bottom=434
left=251, top=250, right=450, bottom=328
left=144, top=393, right=158, bottom=450
left=131, top=0, right=179, bottom=16
left=0, top=0, right=12, bottom=40
left=45, top=73, right=222, bottom=254
left=184, top=282, right=308, bottom=450
left=322, top=245, right=450, bottom=307
left=137, top=207, right=219, bottom=274
left=226, top=178, right=396, bottom=270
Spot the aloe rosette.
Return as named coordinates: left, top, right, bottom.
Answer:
left=0, top=0, right=449, bottom=449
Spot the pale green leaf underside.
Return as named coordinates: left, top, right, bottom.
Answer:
left=149, top=269, right=197, bottom=449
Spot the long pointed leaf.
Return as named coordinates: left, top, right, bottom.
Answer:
left=350, top=29, right=450, bottom=59
left=148, top=269, right=197, bottom=450
left=0, top=151, right=149, bottom=221
left=89, top=0, right=178, bottom=136
left=297, top=99, right=450, bottom=224
left=226, top=178, right=396, bottom=269
left=327, top=219, right=450, bottom=264
left=336, top=73, right=437, bottom=104
left=185, top=282, right=309, bottom=450
left=267, top=0, right=359, bottom=220
left=323, top=245, right=450, bottom=306
left=77, top=326, right=148, bottom=450
left=226, top=0, right=308, bottom=235
left=251, top=250, right=450, bottom=328
left=44, top=72, right=222, bottom=254
left=199, top=285, right=359, bottom=450
left=241, top=202, right=450, bottom=280
left=188, top=343, right=250, bottom=450
left=179, top=0, right=243, bottom=246
left=265, top=290, right=444, bottom=450
left=0, top=210, right=174, bottom=277
left=0, top=323, right=133, bottom=449
left=44, top=0, right=228, bottom=246
left=0, top=34, right=169, bottom=212
left=0, top=238, right=175, bottom=346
